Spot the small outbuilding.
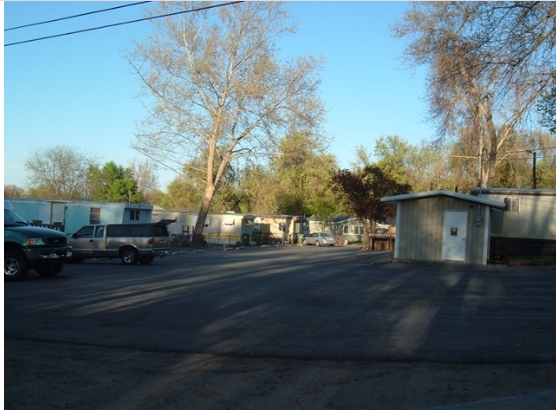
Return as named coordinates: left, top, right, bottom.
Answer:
left=381, top=190, right=506, bottom=265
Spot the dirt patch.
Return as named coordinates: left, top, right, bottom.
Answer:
left=5, top=338, right=556, bottom=410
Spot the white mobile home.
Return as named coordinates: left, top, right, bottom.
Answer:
left=7, top=198, right=154, bottom=234
left=254, top=214, right=307, bottom=244
left=188, top=212, right=257, bottom=246
left=5, top=198, right=69, bottom=230
left=471, top=188, right=556, bottom=260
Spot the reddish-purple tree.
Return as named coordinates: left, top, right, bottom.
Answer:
left=332, top=166, right=410, bottom=249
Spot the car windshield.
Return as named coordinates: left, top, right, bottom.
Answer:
left=4, top=209, right=29, bottom=226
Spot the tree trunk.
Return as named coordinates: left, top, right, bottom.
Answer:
left=191, top=185, right=216, bottom=248
left=363, top=223, right=371, bottom=251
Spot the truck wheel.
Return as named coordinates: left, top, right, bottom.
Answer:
left=120, top=248, right=138, bottom=265
left=4, top=251, right=29, bottom=281
left=139, top=256, right=154, bottom=265
left=35, top=263, right=64, bottom=277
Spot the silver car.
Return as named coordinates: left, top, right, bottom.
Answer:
left=302, top=232, right=336, bottom=247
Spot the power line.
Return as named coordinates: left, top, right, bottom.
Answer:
left=4, top=1, right=244, bottom=47
left=4, top=2, right=152, bottom=32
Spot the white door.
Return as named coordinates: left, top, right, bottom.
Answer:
left=441, top=210, right=468, bottom=262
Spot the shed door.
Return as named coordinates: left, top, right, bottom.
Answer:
left=441, top=210, right=468, bottom=262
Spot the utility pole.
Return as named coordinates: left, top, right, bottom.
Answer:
left=526, top=150, right=537, bottom=189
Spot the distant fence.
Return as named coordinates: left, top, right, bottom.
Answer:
left=29, top=222, right=65, bottom=232
left=369, top=233, right=395, bottom=251
left=169, top=231, right=287, bottom=248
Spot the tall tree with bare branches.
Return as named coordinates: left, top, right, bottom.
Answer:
left=127, top=2, right=326, bottom=246
left=392, top=2, right=556, bottom=187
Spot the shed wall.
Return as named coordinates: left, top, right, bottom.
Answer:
left=397, top=197, right=489, bottom=264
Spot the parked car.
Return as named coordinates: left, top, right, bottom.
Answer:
left=4, top=200, right=70, bottom=281
left=67, top=222, right=170, bottom=265
left=302, top=232, right=337, bottom=247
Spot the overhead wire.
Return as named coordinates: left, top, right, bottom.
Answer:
left=4, top=1, right=244, bottom=47
left=4, top=1, right=152, bottom=31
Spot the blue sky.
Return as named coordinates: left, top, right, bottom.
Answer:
left=3, top=1, right=434, bottom=191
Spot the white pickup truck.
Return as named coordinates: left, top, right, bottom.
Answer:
left=68, top=222, right=170, bottom=265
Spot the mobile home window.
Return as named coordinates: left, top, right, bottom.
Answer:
left=90, top=207, right=101, bottom=224
left=355, top=226, right=364, bottom=235
left=130, top=209, right=141, bottom=221
left=343, top=226, right=349, bottom=234
left=504, top=197, right=520, bottom=212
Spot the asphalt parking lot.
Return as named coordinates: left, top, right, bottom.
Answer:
left=6, top=245, right=556, bottom=363
left=5, top=245, right=556, bottom=409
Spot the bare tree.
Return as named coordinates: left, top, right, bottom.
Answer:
left=24, top=145, right=96, bottom=200
left=4, top=185, right=25, bottom=198
left=392, top=2, right=556, bottom=187
left=127, top=2, right=325, bottom=246
left=128, top=159, right=159, bottom=203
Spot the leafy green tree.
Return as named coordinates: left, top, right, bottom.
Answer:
left=536, top=156, right=556, bottom=189
left=372, top=135, right=453, bottom=192
left=374, top=135, right=412, bottom=186
left=309, top=194, right=339, bottom=233
left=332, top=166, right=410, bottom=250
left=237, top=165, right=279, bottom=214
left=160, top=176, right=203, bottom=211
left=273, top=131, right=337, bottom=215
left=538, top=81, right=556, bottom=135
left=87, top=162, right=143, bottom=203
left=349, top=145, right=373, bottom=171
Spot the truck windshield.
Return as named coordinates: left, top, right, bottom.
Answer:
left=4, top=209, right=30, bottom=226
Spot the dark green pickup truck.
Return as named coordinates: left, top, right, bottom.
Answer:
left=4, top=201, right=70, bottom=281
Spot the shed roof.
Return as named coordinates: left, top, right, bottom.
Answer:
left=381, top=190, right=507, bottom=210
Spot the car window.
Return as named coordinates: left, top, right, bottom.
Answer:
left=4, top=209, right=28, bottom=226
left=95, top=226, right=104, bottom=238
left=75, top=226, right=94, bottom=238
left=153, top=224, right=169, bottom=236
left=130, top=225, right=149, bottom=237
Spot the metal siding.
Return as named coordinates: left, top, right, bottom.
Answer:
left=480, top=193, right=556, bottom=240
left=396, top=197, right=488, bottom=264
